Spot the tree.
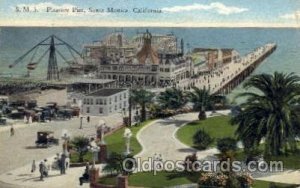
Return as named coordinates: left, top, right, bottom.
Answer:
left=102, top=152, right=135, bottom=176
left=130, top=89, right=154, bottom=122
left=188, top=87, right=216, bottom=120
left=231, top=72, right=300, bottom=156
left=158, top=87, right=187, bottom=110
left=193, top=129, right=214, bottom=150
left=70, top=136, right=90, bottom=162
left=217, top=137, right=237, bottom=153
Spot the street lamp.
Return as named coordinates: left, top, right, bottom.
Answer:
left=123, top=128, right=132, bottom=156
left=87, top=140, right=100, bottom=168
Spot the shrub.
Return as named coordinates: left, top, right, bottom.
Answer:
left=193, top=129, right=214, bottom=150
left=198, top=172, right=253, bottom=188
left=217, top=137, right=237, bottom=153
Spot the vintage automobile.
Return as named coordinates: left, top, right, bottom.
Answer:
left=35, top=131, right=59, bottom=148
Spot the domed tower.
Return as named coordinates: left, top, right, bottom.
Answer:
left=143, top=29, right=152, bottom=46
left=136, top=30, right=159, bottom=64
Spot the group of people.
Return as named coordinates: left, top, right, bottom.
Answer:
left=31, top=153, right=70, bottom=181
left=24, top=115, right=33, bottom=124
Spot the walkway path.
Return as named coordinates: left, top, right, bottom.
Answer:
left=135, top=112, right=225, bottom=162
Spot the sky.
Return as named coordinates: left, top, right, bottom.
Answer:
left=0, top=0, right=300, bottom=27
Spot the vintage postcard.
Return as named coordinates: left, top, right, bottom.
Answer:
left=0, top=1, right=299, bottom=188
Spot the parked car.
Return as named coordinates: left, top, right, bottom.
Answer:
left=35, top=131, right=59, bottom=148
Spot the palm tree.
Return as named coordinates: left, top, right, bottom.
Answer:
left=231, top=72, right=300, bottom=156
left=70, top=136, right=90, bottom=162
left=130, top=89, right=154, bottom=122
left=158, top=87, right=187, bottom=110
left=188, top=87, right=216, bottom=120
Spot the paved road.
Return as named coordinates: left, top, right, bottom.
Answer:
left=135, top=112, right=220, bottom=162
left=0, top=114, right=122, bottom=175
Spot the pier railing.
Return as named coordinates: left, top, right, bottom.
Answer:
left=212, top=43, right=277, bottom=94
left=189, top=43, right=277, bottom=95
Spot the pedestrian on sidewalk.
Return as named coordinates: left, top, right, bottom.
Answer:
left=39, top=161, right=44, bottom=181
left=28, top=115, right=32, bottom=124
left=79, top=162, right=90, bottom=186
left=24, top=115, right=28, bottom=124
left=60, top=154, right=66, bottom=174
left=79, top=117, right=83, bottom=129
left=10, top=125, right=14, bottom=136
left=31, top=160, right=36, bottom=173
left=43, top=159, right=49, bottom=176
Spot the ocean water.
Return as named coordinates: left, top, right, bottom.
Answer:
left=0, top=27, right=300, bottom=101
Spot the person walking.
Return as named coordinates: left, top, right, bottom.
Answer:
left=28, top=115, right=32, bottom=124
left=79, top=117, right=83, bottom=129
left=43, top=159, right=49, bottom=177
left=39, top=161, right=44, bottom=181
left=31, top=160, right=36, bottom=173
left=79, top=162, right=90, bottom=186
left=10, top=125, right=14, bottom=136
left=24, top=115, right=27, bottom=124
left=60, top=154, right=66, bottom=174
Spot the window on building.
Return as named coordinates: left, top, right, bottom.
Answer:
left=109, top=107, right=112, bottom=113
left=83, top=98, right=86, bottom=104
left=86, top=99, right=90, bottom=105
left=73, top=99, right=76, bottom=104
left=115, top=96, right=117, bottom=102
left=104, top=99, right=107, bottom=105
left=119, top=103, right=122, bottom=109
left=100, top=99, right=103, bottom=105
left=99, top=107, right=103, bottom=114
left=165, top=68, right=170, bottom=72
left=115, top=105, right=117, bottom=111
left=109, top=98, right=112, bottom=104
left=124, top=101, right=127, bottom=108
left=90, top=99, right=93, bottom=105
left=120, top=94, right=122, bottom=100
left=86, top=107, right=90, bottom=113
left=124, top=93, right=127, bottom=98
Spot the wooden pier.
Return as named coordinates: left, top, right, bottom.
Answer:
left=191, top=43, right=277, bottom=95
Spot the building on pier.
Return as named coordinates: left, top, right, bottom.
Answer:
left=192, top=48, right=240, bottom=74
left=94, top=30, right=193, bottom=88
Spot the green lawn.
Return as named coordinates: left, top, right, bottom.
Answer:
left=177, top=115, right=300, bottom=170
left=176, top=116, right=236, bottom=147
left=236, top=146, right=300, bottom=170
left=104, top=119, right=154, bottom=155
left=98, top=172, right=298, bottom=188
left=98, top=171, right=197, bottom=187
left=254, top=180, right=298, bottom=188
left=268, top=150, right=300, bottom=170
